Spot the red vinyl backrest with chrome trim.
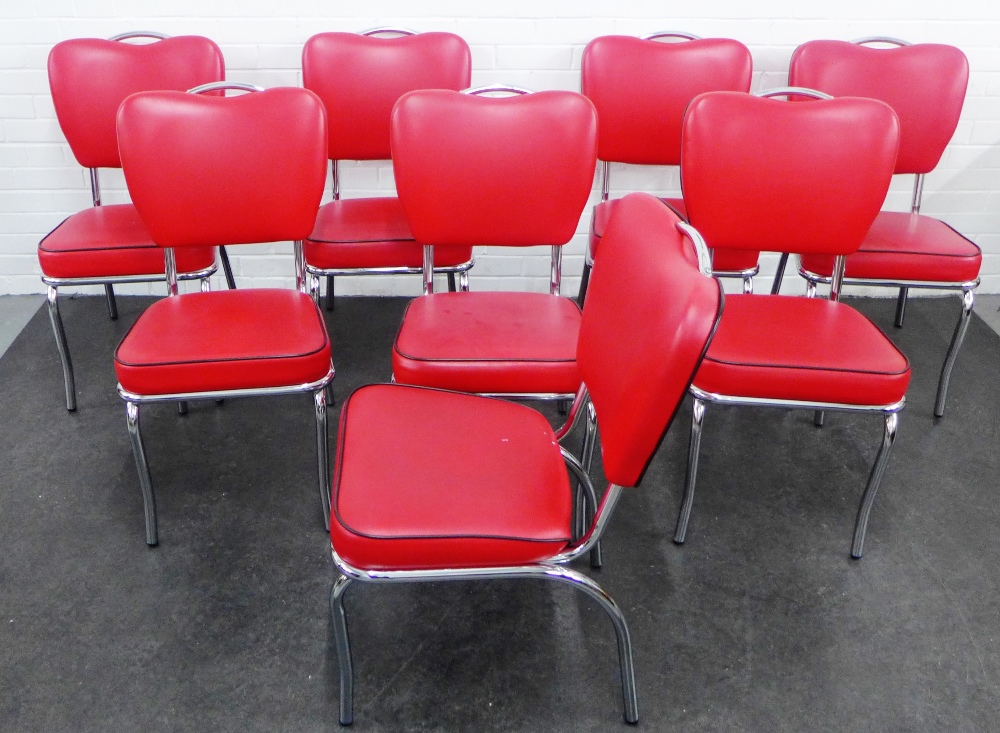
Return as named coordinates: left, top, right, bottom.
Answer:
left=390, top=89, right=598, bottom=247
left=583, top=35, right=752, bottom=166
left=303, top=32, right=471, bottom=162
left=680, top=92, right=899, bottom=255
left=117, top=87, right=328, bottom=248
left=48, top=36, right=224, bottom=170
left=789, top=40, right=968, bottom=175
left=578, top=192, right=723, bottom=488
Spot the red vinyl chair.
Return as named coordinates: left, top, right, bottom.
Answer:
left=41, top=32, right=230, bottom=411
left=390, top=87, right=596, bottom=402
left=672, top=89, right=911, bottom=559
left=577, top=32, right=754, bottom=305
left=329, top=192, right=724, bottom=725
left=113, top=84, right=332, bottom=545
left=301, top=28, right=474, bottom=309
left=787, top=38, right=976, bottom=417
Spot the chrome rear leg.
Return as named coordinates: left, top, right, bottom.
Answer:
left=935, top=289, right=974, bottom=418
left=315, top=388, right=331, bottom=530
left=104, top=284, right=118, bottom=320
left=894, top=286, right=908, bottom=327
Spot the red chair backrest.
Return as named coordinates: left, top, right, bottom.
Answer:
left=680, top=92, right=899, bottom=255
left=578, top=193, right=722, bottom=488
left=583, top=35, right=752, bottom=166
left=303, top=32, right=471, bottom=162
left=117, top=88, right=328, bottom=248
left=48, top=36, right=224, bottom=170
left=391, top=90, right=598, bottom=247
left=789, top=41, right=968, bottom=175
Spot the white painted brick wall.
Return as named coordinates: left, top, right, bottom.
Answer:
left=1, top=3, right=998, bottom=296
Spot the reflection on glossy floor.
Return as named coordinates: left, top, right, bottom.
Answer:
left=1, top=294, right=998, bottom=732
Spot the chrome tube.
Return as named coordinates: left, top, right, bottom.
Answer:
left=200, top=276, right=211, bottom=293
left=756, top=87, right=833, bottom=101
left=601, top=160, right=610, bottom=202
left=911, top=173, right=924, bottom=214
left=46, top=285, right=76, bottom=412
left=164, top=248, right=178, bottom=296
left=40, top=263, right=217, bottom=287
left=673, top=398, right=705, bottom=544
left=771, top=252, right=789, bottom=294
left=315, top=387, right=331, bottom=530
left=689, top=384, right=905, bottom=415
left=126, top=401, right=158, bottom=546
left=553, top=384, right=590, bottom=442
left=561, top=446, right=598, bottom=543
left=330, top=552, right=638, bottom=723
left=851, top=411, right=899, bottom=558
left=852, top=36, right=912, bottom=47
left=894, top=287, right=909, bottom=327
left=550, top=245, right=562, bottom=295
left=935, top=288, right=975, bottom=417
left=641, top=30, right=700, bottom=41
left=187, top=81, right=263, bottom=95
left=89, top=168, right=101, bottom=206
left=552, top=483, right=625, bottom=563
left=582, top=400, right=601, bottom=568
left=329, top=574, right=355, bottom=725
left=459, top=271, right=470, bottom=291
left=742, top=275, right=753, bottom=295
left=675, top=222, right=713, bottom=277
left=109, top=30, right=169, bottom=42
left=829, top=254, right=846, bottom=302
left=422, top=245, right=434, bottom=294
left=117, top=366, right=335, bottom=404
left=331, top=160, right=340, bottom=201
left=294, top=240, right=305, bottom=293
left=360, top=26, right=417, bottom=37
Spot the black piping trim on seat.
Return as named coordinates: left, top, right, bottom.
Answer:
left=701, top=352, right=910, bottom=378
left=38, top=213, right=160, bottom=254
left=332, top=383, right=573, bottom=544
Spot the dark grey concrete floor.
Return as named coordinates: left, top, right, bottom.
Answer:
left=2, top=293, right=999, bottom=732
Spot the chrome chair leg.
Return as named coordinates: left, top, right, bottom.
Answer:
left=219, top=245, right=236, bottom=289
left=126, top=401, right=158, bottom=546
left=673, top=398, right=705, bottom=544
left=805, top=280, right=818, bottom=298
left=548, top=566, right=638, bottom=723
left=309, top=274, right=322, bottom=309
left=201, top=276, right=212, bottom=293
left=447, top=272, right=457, bottom=292
left=742, top=275, right=753, bottom=295
left=934, top=288, right=974, bottom=418
left=894, top=286, right=909, bottom=328
left=577, top=261, right=592, bottom=306
left=814, top=410, right=825, bottom=427
left=46, top=285, right=76, bottom=412
left=315, top=387, right=331, bottom=530
left=104, top=283, right=118, bottom=320
left=851, top=411, right=898, bottom=559
left=330, top=574, right=355, bottom=725
left=581, top=402, right=602, bottom=568
left=459, top=271, right=470, bottom=292
left=325, top=274, right=335, bottom=311
left=771, top=252, right=789, bottom=294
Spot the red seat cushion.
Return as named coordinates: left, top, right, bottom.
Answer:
left=304, top=197, right=472, bottom=269
left=799, top=211, right=982, bottom=284
left=589, top=197, right=759, bottom=273
left=38, top=204, right=215, bottom=280
left=331, top=384, right=573, bottom=571
left=115, top=289, right=331, bottom=396
left=693, top=294, right=910, bottom=406
left=393, top=292, right=582, bottom=395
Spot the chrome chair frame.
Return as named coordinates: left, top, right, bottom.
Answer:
left=310, top=27, right=475, bottom=311
left=773, top=38, right=976, bottom=417
left=577, top=30, right=758, bottom=306
left=329, top=466, right=637, bottom=725
left=119, top=83, right=334, bottom=545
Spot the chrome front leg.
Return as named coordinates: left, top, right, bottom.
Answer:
left=934, top=288, right=974, bottom=418
left=330, top=574, right=355, bottom=725
left=315, top=387, right=331, bottom=530
left=674, top=398, right=705, bottom=544
left=546, top=565, right=638, bottom=723
left=851, top=411, right=899, bottom=559
left=894, top=286, right=908, bottom=328
left=46, top=285, right=76, bottom=412
left=126, top=401, right=157, bottom=546
left=104, top=283, right=118, bottom=320
left=582, top=401, right=601, bottom=568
